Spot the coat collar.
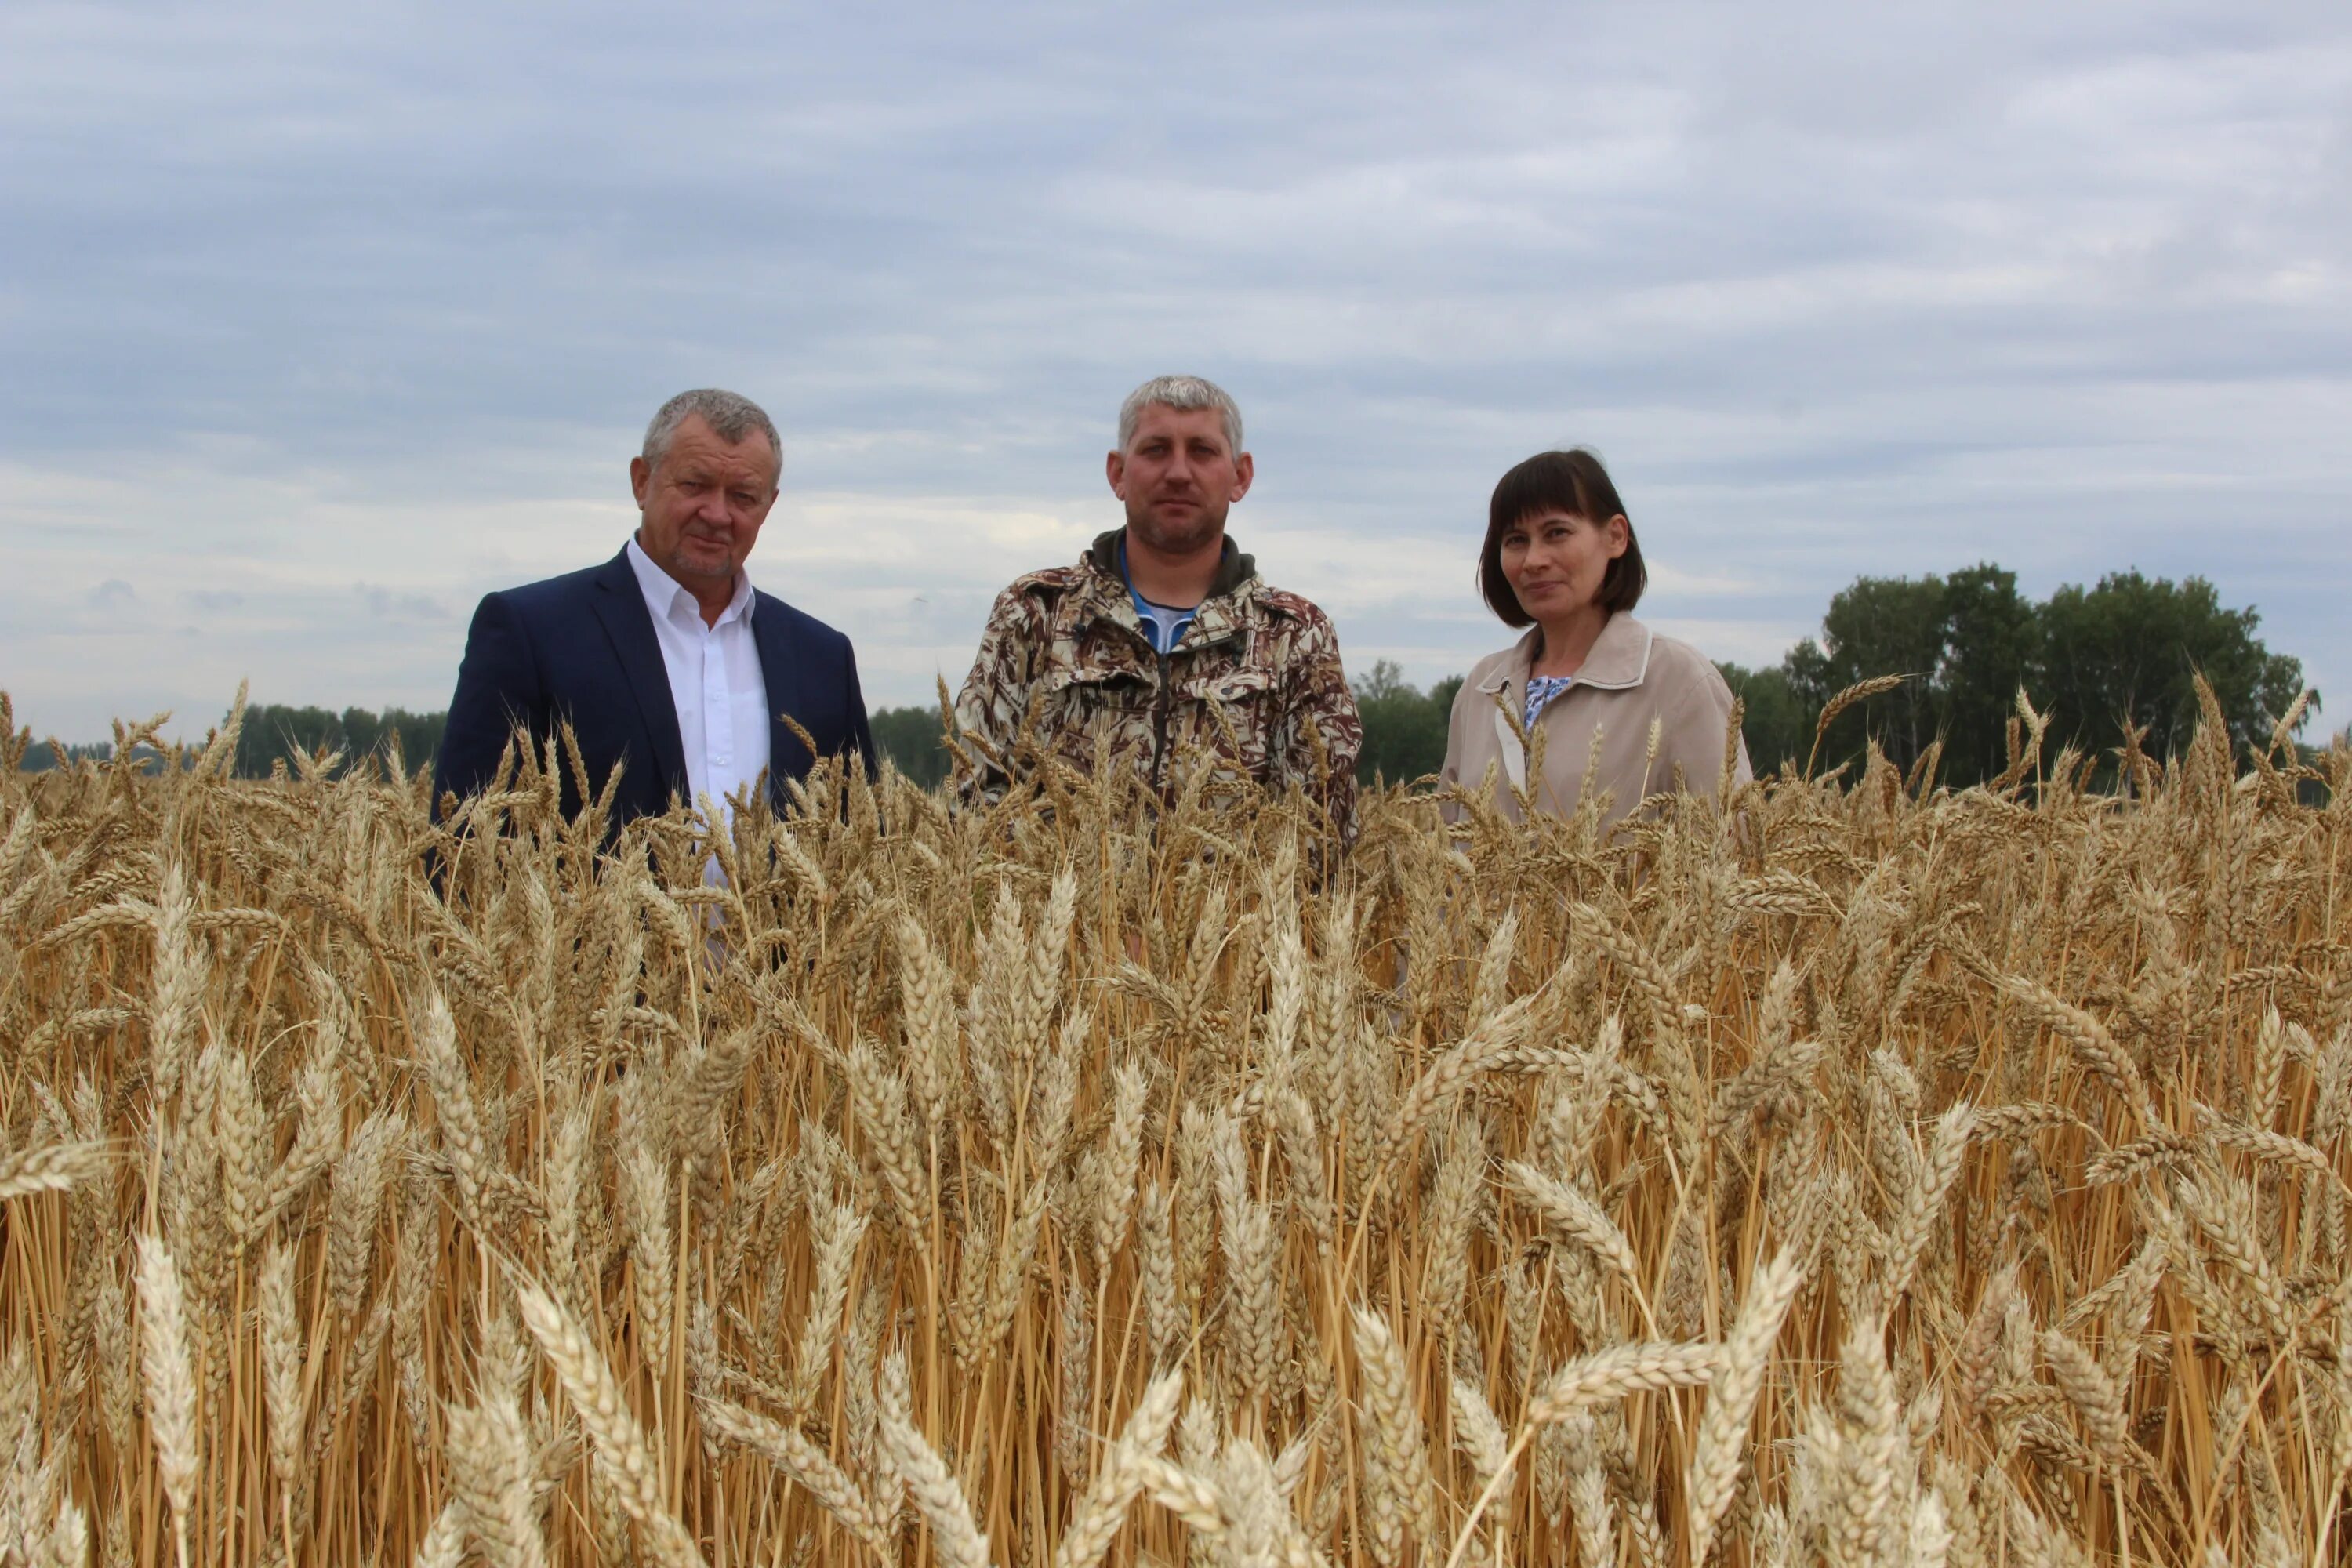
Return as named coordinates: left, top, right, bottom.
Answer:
left=1475, top=613, right=1654, bottom=695
left=1079, top=528, right=1260, bottom=654
left=1085, top=528, right=1256, bottom=601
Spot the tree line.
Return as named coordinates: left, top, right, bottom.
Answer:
left=18, top=564, right=2317, bottom=786
left=23, top=707, right=451, bottom=778
left=1717, top=564, right=2310, bottom=784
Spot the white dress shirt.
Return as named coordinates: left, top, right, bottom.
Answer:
left=625, top=537, right=771, bottom=819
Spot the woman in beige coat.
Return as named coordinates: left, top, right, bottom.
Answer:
left=1440, top=449, right=1751, bottom=824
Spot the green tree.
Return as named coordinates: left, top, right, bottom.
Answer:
left=233, top=704, right=446, bottom=779
left=1352, top=661, right=1457, bottom=786
left=1777, top=564, right=2038, bottom=786
left=1933, top=564, right=2038, bottom=785
left=2033, top=571, right=2310, bottom=766
left=235, top=705, right=340, bottom=776
left=1785, top=573, right=1951, bottom=777
left=20, top=741, right=118, bottom=772
left=869, top=705, right=953, bottom=789
left=1716, top=662, right=1809, bottom=778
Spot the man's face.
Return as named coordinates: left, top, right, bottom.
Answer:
left=1106, top=403, right=1254, bottom=556
left=630, top=414, right=781, bottom=589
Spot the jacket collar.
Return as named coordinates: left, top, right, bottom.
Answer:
left=1080, top=528, right=1259, bottom=652
left=1085, top=528, right=1256, bottom=600
left=1475, top=612, right=1654, bottom=695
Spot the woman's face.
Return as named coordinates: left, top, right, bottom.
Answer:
left=1500, top=508, right=1629, bottom=622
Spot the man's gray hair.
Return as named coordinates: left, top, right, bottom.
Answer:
left=642, top=389, right=783, bottom=485
left=1117, top=374, right=1244, bottom=456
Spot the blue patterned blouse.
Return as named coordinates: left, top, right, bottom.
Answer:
left=1523, top=675, right=1576, bottom=733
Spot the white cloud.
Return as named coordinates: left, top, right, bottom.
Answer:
left=2, top=1, right=2347, bottom=738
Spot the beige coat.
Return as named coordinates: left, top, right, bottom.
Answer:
left=1439, top=613, right=1751, bottom=825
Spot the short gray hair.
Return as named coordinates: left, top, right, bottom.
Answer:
left=642, top=389, right=782, bottom=485
left=1116, top=375, right=1244, bottom=456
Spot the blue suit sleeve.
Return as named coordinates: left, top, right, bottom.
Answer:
left=842, top=642, right=878, bottom=779
left=432, top=592, right=540, bottom=819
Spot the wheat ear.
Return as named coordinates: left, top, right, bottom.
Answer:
left=1882, top=1105, right=1975, bottom=1307
left=1505, top=1160, right=1651, bottom=1324
left=415, top=987, right=494, bottom=1221
left=2042, top=1331, right=2129, bottom=1457
left=134, top=1233, right=201, bottom=1568
left=1092, top=1062, right=1149, bottom=1278
left=1998, top=975, right=2154, bottom=1121
left=514, top=1280, right=706, bottom=1568
left=1133, top=1454, right=1227, bottom=1537
left=1056, top=1368, right=1187, bottom=1568
left=1684, top=1247, right=1806, bottom=1564
left=1450, top=1376, right=1515, bottom=1518
left=876, top=1351, right=991, bottom=1568
left=844, top=1040, right=933, bottom=1260
left=413, top=1500, right=465, bottom=1568
left=445, top=1385, right=550, bottom=1568
left=256, top=1240, right=307, bottom=1502
left=791, top=1195, right=867, bottom=1414
left=1352, top=1306, right=1433, bottom=1568
left=0, top=1139, right=111, bottom=1203
left=32, top=1497, right=89, bottom=1568
left=1446, top=1341, right=1723, bottom=1568
left=622, top=1147, right=677, bottom=1378
left=326, top=1112, right=401, bottom=1320
left=696, top=1393, right=895, bottom=1555
left=1379, top=992, right=1541, bottom=1169
left=1533, top=1341, right=1722, bottom=1422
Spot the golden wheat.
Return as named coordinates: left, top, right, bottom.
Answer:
left=0, top=684, right=2347, bottom=1566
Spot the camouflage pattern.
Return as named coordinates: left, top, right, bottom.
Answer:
left=955, top=529, right=1362, bottom=838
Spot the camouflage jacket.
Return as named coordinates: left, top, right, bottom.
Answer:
left=955, top=530, right=1362, bottom=838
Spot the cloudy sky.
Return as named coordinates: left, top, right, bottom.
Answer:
left=5, top=2, right=2347, bottom=743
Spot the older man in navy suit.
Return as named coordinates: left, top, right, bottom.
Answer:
left=432, top=388, right=875, bottom=830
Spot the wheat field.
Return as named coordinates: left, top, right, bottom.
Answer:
left=0, top=683, right=2347, bottom=1568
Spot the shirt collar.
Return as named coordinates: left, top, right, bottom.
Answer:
left=1476, top=614, right=1653, bottom=694
left=626, top=536, right=755, bottom=629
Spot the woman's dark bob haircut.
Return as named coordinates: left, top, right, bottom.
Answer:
left=1479, top=448, right=1648, bottom=628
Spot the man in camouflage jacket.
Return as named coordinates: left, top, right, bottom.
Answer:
left=954, top=376, right=1362, bottom=840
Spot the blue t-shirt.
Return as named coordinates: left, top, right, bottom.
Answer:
left=1120, top=539, right=1198, bottom=655
left=1134, top=597, right=1196, bottom=655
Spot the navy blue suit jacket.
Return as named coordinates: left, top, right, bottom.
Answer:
left=431, top=547, right=876, bottom=827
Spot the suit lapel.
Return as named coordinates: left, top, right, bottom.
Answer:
left=588, top=549, right=690, bottom=801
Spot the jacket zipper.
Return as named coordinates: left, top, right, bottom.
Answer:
left=1150, top=648, right=1172, bottom=795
